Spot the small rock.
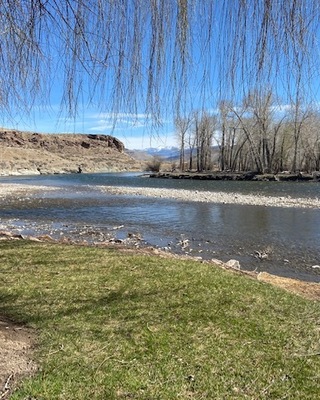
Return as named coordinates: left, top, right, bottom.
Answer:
left=128, top=232, right=142, bottom=240
left=226, top=259, right=241, bottom=270
left=312, top=265, right=320, bottom=269
left=186, top=374, right=195, bottom=382
left=0, top=231, right=13, bottom=237
left=211, top=258, right=225, bottom=266
left=37, top=234, right=54, bottom=241
left=112, top=225, right=124, bottom=230
left=254, top=251, right=268, bottom=260
left=177, top=239, right=189, bottom=249
left=28, top=236, right=41, bottom=242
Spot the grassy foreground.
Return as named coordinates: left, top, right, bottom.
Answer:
left=0, top=241, right=320, bottom=399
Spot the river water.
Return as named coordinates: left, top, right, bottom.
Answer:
left=0, top=172, right=319, bottom=282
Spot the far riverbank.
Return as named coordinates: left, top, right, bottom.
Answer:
left=150, top=171, right=320, bottom=182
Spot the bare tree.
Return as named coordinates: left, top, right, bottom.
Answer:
left=227, top=104, right=263, bottom=173
left=218, top=101, right=228, bottom=171
left=295, top=109, right=320, bottom=172
left=194, top=112, right=215, bottom=172
left=216, top=101, right=245, bottom=172
left=288, top=100, right=311, bottom=172
left=243, top=90, right=277, bottom=173
left=219, top=91, right=295, bottom=173
left=187, top=121, right=197, bottom=170
left=175, top=113, right=193, bottom=171
left=225, top=91, right=287, bottom=173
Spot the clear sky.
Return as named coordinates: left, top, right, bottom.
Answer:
left=1, top=2, right=320, bottom=150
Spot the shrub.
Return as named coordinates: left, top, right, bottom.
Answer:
left=145, top=156, right=162, bottom=172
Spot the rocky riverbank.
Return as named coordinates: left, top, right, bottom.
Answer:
left=151, top=171, right=320, bottom=182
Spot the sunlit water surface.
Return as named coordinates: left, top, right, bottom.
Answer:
left=1, top=172, right=319, bottom=282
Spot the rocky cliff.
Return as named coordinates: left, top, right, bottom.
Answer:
left=0, top=129, right=142, bottom=175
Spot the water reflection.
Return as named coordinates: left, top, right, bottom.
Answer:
left=0, top=173, right=319, bottom=282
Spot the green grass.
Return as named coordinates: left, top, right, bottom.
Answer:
left=0, top=241, right=320, bottom=399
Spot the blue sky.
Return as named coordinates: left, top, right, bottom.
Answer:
left=1, top=2, right=320, bottom=150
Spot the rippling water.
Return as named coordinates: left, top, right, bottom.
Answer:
left=1, top=172, right=319, bottom=282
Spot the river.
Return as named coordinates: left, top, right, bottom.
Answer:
left=0, top=172, right=319, bottom=282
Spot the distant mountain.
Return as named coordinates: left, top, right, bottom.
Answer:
left=141, top=146, right=180, bottom=159
left=127, top=145, right=220, bottom=164
left=126, top=147, right=179, bottom=160
left=126, top=146, right=180, bottom=161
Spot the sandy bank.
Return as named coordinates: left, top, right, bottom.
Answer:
left=97, top=185, right=320, bottom=209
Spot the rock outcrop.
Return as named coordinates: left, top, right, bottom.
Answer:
left=0, top=129, right=142, bottom=175
left=0, top=130, right=125, bottom=153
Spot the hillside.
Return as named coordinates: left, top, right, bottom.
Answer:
left=0, top=129, right=143, bottom=175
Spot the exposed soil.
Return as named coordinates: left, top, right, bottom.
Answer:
left=0, top=317, right=37, bottom=399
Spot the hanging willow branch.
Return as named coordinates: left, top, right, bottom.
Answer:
left=0, top=0, right=319, bottom=119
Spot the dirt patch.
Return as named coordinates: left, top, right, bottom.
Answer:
left=0, top=317, right=37, bottom=399
left=257, top=272, right=320, bottom=301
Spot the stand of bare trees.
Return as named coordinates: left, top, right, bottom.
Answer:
left=175, top=111, right=216, bottom=172
left=176, top=92, right=320, bottom=174
left=218, top=93, right=320, bottom=173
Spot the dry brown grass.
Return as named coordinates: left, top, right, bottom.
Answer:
left=257, top=272, right=320, bottom=301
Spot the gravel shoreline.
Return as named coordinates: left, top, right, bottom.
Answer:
left=0, top=183, right=57, bottom=199
left=97, top=185, right=320, bottom=209
left=1, top=183, right=319, bottom=209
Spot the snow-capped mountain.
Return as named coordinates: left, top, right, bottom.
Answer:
left=125, top=146, right=179, bottom=162
left=143, top=146, right=180, bottom=159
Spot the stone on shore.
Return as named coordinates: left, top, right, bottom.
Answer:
left=225, top=259, right=241, bottom=270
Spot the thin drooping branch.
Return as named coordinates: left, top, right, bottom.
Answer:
left=0, top=0, right=319, bottom=120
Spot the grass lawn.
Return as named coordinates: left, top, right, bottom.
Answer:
left=0, top=240, right=319, bottom=399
